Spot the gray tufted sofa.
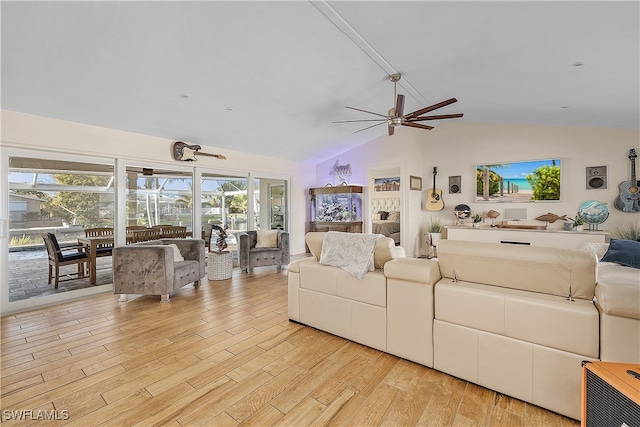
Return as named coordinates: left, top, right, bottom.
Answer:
left=113, top=238, right=205, bottom=302
left=237, top=230, right=290, bottom=273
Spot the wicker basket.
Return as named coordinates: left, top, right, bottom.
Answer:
left=207, top=251, right=232, bottom=280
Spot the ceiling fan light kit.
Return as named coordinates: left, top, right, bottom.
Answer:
left=334, top=73, right=463, bottom=136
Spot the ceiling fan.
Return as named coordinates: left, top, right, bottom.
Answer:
left=126, top=167, right=190, bottom=178
left=334, top=73, right=463, bottom=136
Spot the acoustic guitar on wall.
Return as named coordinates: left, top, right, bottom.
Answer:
left=614, top=148, right=640, bottom=212
left=172, top=141, right=227, bottom=162
left=426, top=167, right=445, bottom=211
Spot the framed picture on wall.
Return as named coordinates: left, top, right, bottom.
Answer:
left=374, top=177, right=400, bottom=191
left=409, top=176, right=422, bottom=191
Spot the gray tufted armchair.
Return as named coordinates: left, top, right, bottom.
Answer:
left=237, top=230, right=290, bottom=273
left=113, top=238, right=205, bottom=302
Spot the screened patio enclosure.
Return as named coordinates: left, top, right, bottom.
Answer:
left=6, top=155, right=288, bottom=305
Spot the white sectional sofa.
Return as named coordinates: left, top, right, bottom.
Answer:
left=287, top=232, right=640, bottom=421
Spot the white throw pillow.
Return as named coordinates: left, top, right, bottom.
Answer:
left=387, top=211, right=400, bottom=222
left=256, top=230, right=278, bottom=248
left=168, top=243, right=185, bottom=262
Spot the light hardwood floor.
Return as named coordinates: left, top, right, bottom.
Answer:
left=1, top=266, right=580, bottom=426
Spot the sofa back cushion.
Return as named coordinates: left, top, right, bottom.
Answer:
left=305, top=232, right=402, bottom=269
left=437, top=240, right=597, bottom=300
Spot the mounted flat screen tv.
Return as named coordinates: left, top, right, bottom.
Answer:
left=476, top=158, right=561, bottom=202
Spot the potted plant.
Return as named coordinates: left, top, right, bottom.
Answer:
left=426, top=217, right=442, bottom=248
left=570, top=214, right=585, bottom=232
left=472, top=213, right=483, bottom=228
left=616, top=222, right=640, bottom=241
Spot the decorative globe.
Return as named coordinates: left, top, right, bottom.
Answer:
left=578, top=200, right=609, bottom=225
left=454, top=204, right=472, bottom=219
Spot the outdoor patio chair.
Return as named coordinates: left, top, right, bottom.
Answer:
left=41, top=232, right=88, bottom=288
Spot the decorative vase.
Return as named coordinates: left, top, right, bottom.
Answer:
left=428, top=232, right=441, bottom=247
left=473, top=223, right=480, bottom=228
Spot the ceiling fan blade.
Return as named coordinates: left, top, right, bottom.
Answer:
left=345, top=106, right=389, bottom=118
left=403, top=122, right=434, bottom=131
left=353, top=122, right=386, bottom=134
left=404, top=98, right=458, bottom=119
left=395, top=94, right=405, bottom=117
left=333, top=118, right=388, bottom=124
left=406, top=113, right=464, bottom=122
left=388, top=125, right=395, bottom=136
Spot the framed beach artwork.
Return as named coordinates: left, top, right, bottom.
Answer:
left=476, top=158, right=562, bottom=202
left=374, top=177, right=400, bottom=192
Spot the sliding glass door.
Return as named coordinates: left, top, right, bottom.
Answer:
left=7, top=155, right=115, bottom=303
left=125, top=166, right=193, bottom=232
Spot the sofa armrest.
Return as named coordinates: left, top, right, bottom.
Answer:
left=385, top=257, right=440, bottom=367
left=238, top=232, right=250, bottom=269
left=384, top=258, right=441, bottom=285
left=288, top=257, right=316, bottom=274
left=113, top=245, right=174, bottom=294
left=278, top=231, right=290, bottom=264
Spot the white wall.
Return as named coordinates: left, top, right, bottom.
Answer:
left=316, top=121, right=639, bottom=255
left=0, top=110, right=315, bottom=255
left=315, top=130, right=426, bottom=256
left=421, top=122, right=639, bottom=243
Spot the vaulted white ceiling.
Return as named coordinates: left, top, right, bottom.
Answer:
left=2, top=1, right=638, bottom=163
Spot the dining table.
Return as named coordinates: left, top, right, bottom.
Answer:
left=77, top=235, right=114, bottom=285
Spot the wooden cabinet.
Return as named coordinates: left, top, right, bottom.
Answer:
left=445, top=226, right=609, bottom=250
left=309, top=185, right=363, bottom=234
left=309, top=221, right=363, bottom=233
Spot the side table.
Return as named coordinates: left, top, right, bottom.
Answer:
left=207, top=251, right=233, bottom=280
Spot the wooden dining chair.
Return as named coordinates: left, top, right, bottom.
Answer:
left=83, top=227, right=114, bottom=258
left=41, top=232, right=88, bottom=288
left=125, top=226, right=148, bottom=244
left=161, top=226, right=188, bottom=238
left=202, top=224, right=214, bottom=249
left=135, top=228, right=162, bottom=242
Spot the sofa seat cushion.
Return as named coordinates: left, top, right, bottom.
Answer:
left=249, top=247, right=282, bottom=263
left=595, top=263, right=640, bottom=320
left=172, top=260, right=201, bottom=290
left=250, top=247, right=282, bottom=254
left=437, top=240, right=596, bottom=300
left=299, top=260, right=386, bottom=307
left=435, top=279, right=599, bottom=358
